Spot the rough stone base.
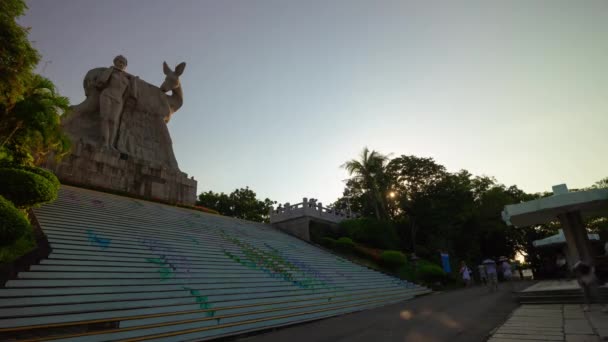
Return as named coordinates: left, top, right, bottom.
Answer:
left=46, top=141, right=197, bottom=205
left=273, top=217, right=340, bottom=243
left=273, top=217, right=312, bottom=241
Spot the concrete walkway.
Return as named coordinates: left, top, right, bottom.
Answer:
left=239, top=282, right=531, bottom=342
left=488, top=304, right=608, bottom=342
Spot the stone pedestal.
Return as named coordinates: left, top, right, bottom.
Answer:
left=47, top=140, right=197, bottom=205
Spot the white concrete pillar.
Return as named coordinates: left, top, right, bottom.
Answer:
left=558, top=211, right=594, bottom=264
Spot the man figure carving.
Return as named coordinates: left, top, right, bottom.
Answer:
left=95, top=55, right=136, bottom=150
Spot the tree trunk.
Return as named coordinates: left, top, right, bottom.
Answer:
left=370, top=192, right=381, bottom=220
left=411, top=217, right=417, bottom=254
left=0, top=121, right=22, bottom=148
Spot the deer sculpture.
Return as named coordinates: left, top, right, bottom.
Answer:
left=160, top=61, right=186, bottom=123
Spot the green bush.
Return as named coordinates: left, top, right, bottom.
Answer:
left=0, top=222, right=36, bottom=264
left=0, top=195, right=31, bottom=246
left=335, top=237, right=355, bottom=252
left=339, top=218, right=399, bottom=249
left=381, top=250, right=407, bottom=269
left=398, top=263, right=417, bottom=282
left=320, top=237, right=336, bottom=248
left=417, top=261, right=446, bottom=284
left=0, top=168, right=57, bottom=208
left=20, top=166, right=60, bottom=191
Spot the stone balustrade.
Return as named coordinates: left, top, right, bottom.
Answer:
left=269, top=197, right=359, bottom=224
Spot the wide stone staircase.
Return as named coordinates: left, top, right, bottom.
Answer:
left=0, top=186, right=430, bottom=341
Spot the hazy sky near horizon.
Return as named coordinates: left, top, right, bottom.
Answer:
left=21, top=0, right=608, bottom=205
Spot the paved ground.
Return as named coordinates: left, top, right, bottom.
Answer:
left=238, top=282, right=532, bottom=342
left=488, top=304, right=608, bottom=342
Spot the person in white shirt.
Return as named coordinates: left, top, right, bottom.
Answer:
left=460, top=261, right=472, bottom=287
left=483, top=259, right=498, bottom=292
left=500, top=257, right=512, bottom=281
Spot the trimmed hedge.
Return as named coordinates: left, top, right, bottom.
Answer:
left=0, top=195, right=31, bottom=246
left=320, top=237, right=336, bottom=248
left=0, top=168, right=57, bottom=208
left=381, top=250, right=407, bottom=268
left=20, top=166, right=60, bottom=192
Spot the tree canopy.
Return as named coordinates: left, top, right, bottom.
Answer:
left=335, top=148, right=607, bottom=271
left=0, top=0, right=40, bottom=113
left=197, top=187, right=276, bottom=223
left=0, top=0, right=70, bottom=167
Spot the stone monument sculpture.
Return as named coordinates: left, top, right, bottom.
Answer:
left=47, top=56, right=197, bottom=205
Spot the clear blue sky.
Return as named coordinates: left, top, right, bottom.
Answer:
left=21, top=0, right=608, bottom=205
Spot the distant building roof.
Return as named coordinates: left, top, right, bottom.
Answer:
left=532, top=229, right=600, bottom=248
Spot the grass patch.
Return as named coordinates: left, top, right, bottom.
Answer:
left=0, top=224, right=36, bottom=264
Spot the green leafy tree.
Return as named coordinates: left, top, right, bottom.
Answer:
left=197, top=187, right=276, bottom=223
left=0, top=75, right=71, bottom=165
left=197, top=191, right=232, bottom=215
left=0, top=0, right=67, bottom=262
left=0, top=0, right=40, bottom=113
left=591, top=177, right=608, bottom=189
left=0, top=0, right=70, bottom=167
left=385, top=155, right=448, bottom=251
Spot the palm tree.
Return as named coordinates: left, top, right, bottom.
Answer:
left=341, top=147, right=390, bottom=220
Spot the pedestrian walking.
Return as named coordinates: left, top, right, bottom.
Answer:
left=460, top=261, right=472, bottom=287
left=500, top=256, right=514, bottom=291
left=483, top=258, right=498, bottom=292
left=500, top=257, right=512, bottom=281
left=478, top=264, right=488, bottom=285
left=573, top=260, right=608, bottom=313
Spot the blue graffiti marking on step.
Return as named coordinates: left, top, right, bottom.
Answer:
left=86, top=230, right=111, bottom=249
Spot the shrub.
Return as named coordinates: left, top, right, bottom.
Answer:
left=0, top=168, right=57, bottom=208
left=0, top=222, right=36, bottom=264
left=354, top=245, right=382, bottom=262
left=381, top=250, right=407, bottom=269
left=320, top=237, right=336, bottom=248
left=417, top=261, right=446, bottom=284
left=192, top=205, right=220, bottom=215
left=20, top=166, right=60, bottom=191
left=398, top=263, right=417, bottom=282
left=335, top=237, right=355, bottom=252
left=339, top=218, right=399, bottom=249
left=0, top=195, right=31, bottom=246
